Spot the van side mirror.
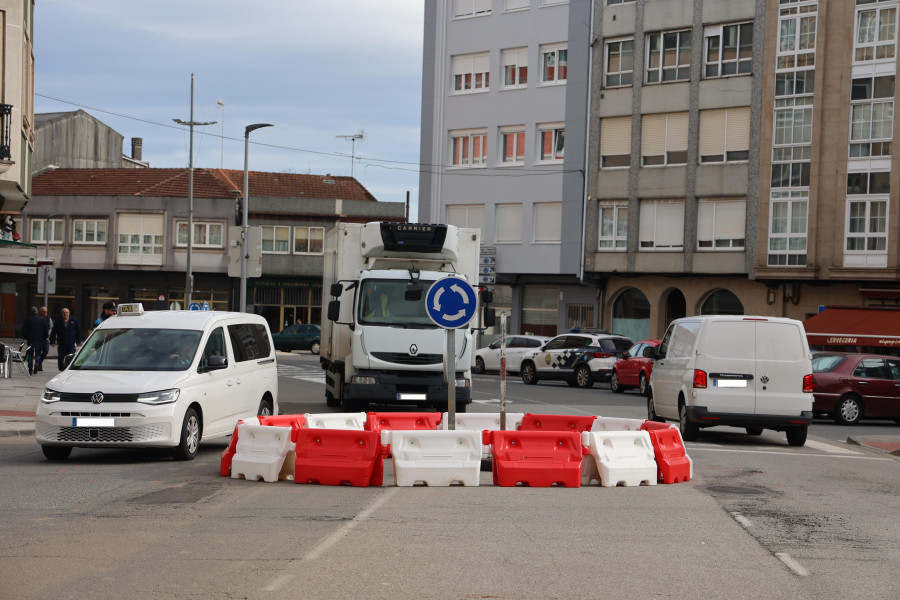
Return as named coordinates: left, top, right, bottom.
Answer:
left=327, top=300, right=341, bottom=322
left=202, top=355, right=228, bottom=372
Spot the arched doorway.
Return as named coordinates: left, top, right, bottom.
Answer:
left=612, top=288, right=650, bottom=341
left=701, top=289, right=744, bottom=315
left=664, top=289, right=686, bottom=329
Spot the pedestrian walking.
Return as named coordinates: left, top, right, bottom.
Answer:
left=21, top=306, right=49, bottom=375
left=50, top=308, right=82, bottom=371
left=39, top=306, right=51, bottom=368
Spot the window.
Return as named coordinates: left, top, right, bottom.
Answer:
left=452, top=52, right=490, bottom=93
left=641, top=112, right=688, bottom=166
left=704, top=22, right=753, bottom=77
left=495, top=203, right=523, bottom=243
left=72, top=219, right=108, bottom=245
left=261, top=225, right=291, bottom=254
left=855, top=0, right=898, bottom=62
left=30, top=218, right=64, bottom=244
left=175, top=221, right=223, bottom=248
left=848, top=171, right=891, bottom=195
left=697, top=199, right=746, bottom=250
left=502, top=48, right=528, bottom=88
left=777, top=0, right=817, bottom=71
left=454, top=0, right=491, bottom=18
left=775, top=70, right=815, bottom=98
left=605, top=39, right=634, bottom=87
left=646, top=30, right=691, bottom=83
left=500, top=127, right=525, bottom=164
left=446, top=204, right=485, bottom=233
left=639, top=200, right=684, bottom=250
left=768, top=191, right=808, bottom=266
left=117, top=214, right=164, bottom=266
left=607, top=0, right=634, bottom=4
left=598, top=203, right=628, bottom=250
left=850, top=76, right=894, bottom=158
left=533, top=202, right=561, bottom=243
left=538, top=124, right=565, bottom=161
left=771, top=106, right=812, bottom=187
left=699, top=107, right=750, bottom=163
left=450, top=129, right=488, bottom=167
left=600, top=116, right=632, bottom=168
left=504, top=0, right=530, bottom=10
left=847, top=198, right=888, bottom=252
left=522, top=286, right=559, bottom=337
left=540, top=43, right=568, bottom=84
left=227, top=323, right=272, bottom=362
left=294, top=226, right=325, bottom=254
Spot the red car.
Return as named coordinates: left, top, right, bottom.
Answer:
left=812, top=352, right=900, bottom=425
left=609, top=339, right=660, bottom=396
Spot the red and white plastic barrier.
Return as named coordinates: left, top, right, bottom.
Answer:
left=484, top=430, right=585, bottom=487
left=385, top=429, right=482, bottom=486
left=590, top=416, right=644, bottom=432
left=518, top=413, right=596, bottom=433
left=581, top=430, right=657, bottom=487
left=220, top=417, right=259, bottom=477
left=304, top=412, right=367, bottom=430
left=230, top=424, right=293, bottom=483
left=640, top=421, right=692, bottom=483
left=366, top=412, right=442, bottom=456
left=294, top=428, right=384, bottom=486
left=441, top=412, right=525, bottom=458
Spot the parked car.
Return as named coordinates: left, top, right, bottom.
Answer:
left=610, top=339, right=660, bottom=396
left=812, top=352, right=900, bottom=425
left=272, top=323, right=321, bottom=354
left=520, top=332, right=633, bottom=388
left=474, top=335, right=551, bottom=374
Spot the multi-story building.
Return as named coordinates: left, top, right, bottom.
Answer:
left=34, top=110, right=150, bottom=173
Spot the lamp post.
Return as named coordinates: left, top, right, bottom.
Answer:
left=173, top=74, right=216, bottom=309
left=240, top=123, right=273, bottom=313
left=43, top=213, right=60, bottom=308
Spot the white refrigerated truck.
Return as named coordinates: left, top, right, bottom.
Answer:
left=320, top=222, right=487, bottom=412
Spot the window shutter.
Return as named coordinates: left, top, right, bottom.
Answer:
left=697, top=201, right=715, bottom=241
left=666, top=112, right=689, bottom=152
left=699, top=109, right=726, bottom=158
left=716, top=199, right=746, bottom=238
left=725, top=106, right=751, bottom=152
left=601, top=116, right=632, bottom=157
left=452, top=55, right=474, bottom=76
left=533, top=202, right=562, bottom=242
left=639, top=201, right=656, bottom=245
left=473, top=53, right=489, bottom=74
left=496, top=204, right=523, bottom=242
left=642, top=114, right=666, bottom=158
left=656, top=201, right=685, bottom=247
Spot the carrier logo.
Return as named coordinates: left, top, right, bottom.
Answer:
left=409, top=344, right=418, bottom=355
left=91, top=392, right=104, bottom=405
left=396, top=224, right=434, bottom=233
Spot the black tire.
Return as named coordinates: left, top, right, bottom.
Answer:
left=834, top=395, right=862, bottom=426
left=679, top=402, right=699, bottom=442
left=474, top=357, right=486, bottom=375
left=639, top=373, right=649, bottom=397
left=574, top=365, right=594, bottom=389
left=647, top=392, right=664, bottom=423
left=42, top=445, right=72, bottom=461
left=610, top=371, right=625, bottom=393
left=310, top=341, right=321, bottom=355
left=325, top=390, right=340, bottom=408
left=786, top=426, right=808, bottom=447
left=257, top=398, right=273, bottom=417
left=521, top=362, right=538, bottom=385
left=745, top=426, right=764, bottom=436
left=173, top=408, right=200, bottom=461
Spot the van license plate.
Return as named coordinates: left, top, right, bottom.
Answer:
left=73, top=417, right=115, bottom=427
left=713, top=379, right=747, bottom=388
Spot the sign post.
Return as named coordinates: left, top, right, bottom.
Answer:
left=425, top=276, right=478, bottom=430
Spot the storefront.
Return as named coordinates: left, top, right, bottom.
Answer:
left=804, top=306, right=900, bottom=354
left=252, top=278, right=322, bottom=334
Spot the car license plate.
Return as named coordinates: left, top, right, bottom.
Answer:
left=713, top=379, right=747, bottom=388
left=73, top=417, right=115, bottom=427
left=397, top=393, right=426, bottom=401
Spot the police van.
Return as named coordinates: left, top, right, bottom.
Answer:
left=35, top=304, right=278, bottom=461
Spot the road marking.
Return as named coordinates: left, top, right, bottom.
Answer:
left=690, top=446, right=890, bottom=460
left=277, top=365, right=325, bottom=384
left=802, top=439, right=858, bottom=455
left=776, top=553, right=810, bottom=577
left=731, top=512, right=753, bottom=529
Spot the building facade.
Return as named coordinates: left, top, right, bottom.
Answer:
left=34, top=110, right=149, bottom=173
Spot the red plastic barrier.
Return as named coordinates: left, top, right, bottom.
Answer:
left=366, top=412, right=442, bottom=455
left=518, top=413, right=596, bottom=433
left=259, top=414, right=308, bottom=442
left=483, top=430, right=586, bottom=487
left=294, top=428, right=384, bottom=486
left=640, top=425, right=691, bottom=484
left=220, top=419, right=247, bottom=477
left=640, top=419, right=675, bottom=432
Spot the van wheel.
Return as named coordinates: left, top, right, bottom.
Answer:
left=610, top=371, right=624, bottom=393
left=834, top=395, right=862, bottom=426
left=639, top=373, right=649, bottom=397
left=521, top=362, right=538, bottom=385
left=310, top=341, right=321, bottom=355
left=745, top=426, right=764, bottom=436
left=257, top=398, right=273, bottom=417
left=42, top=445, right=72, bottom=461
left=679, top=403, right=699, bottom=442
left=647, top=393, right=664, bottom=423
left=173, top=408, right=200, bottom=461
left=574, top=365, right=594, bottom=388
left=786, top=426, right=808, bottom=447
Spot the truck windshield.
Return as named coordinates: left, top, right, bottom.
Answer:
left=358, top=279, right=437, bottom=328
left=69, top=328, right=204, bottom=371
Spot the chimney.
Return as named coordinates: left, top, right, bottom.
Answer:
left=131, top=138, right=143, bottom=161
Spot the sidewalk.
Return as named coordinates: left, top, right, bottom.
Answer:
left=0, top=338, right=59, bottom=438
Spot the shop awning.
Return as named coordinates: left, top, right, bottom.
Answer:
left=804, top=306, right=900, bottom=348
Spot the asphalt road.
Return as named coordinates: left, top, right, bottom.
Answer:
left=1, top=351, right=897, bottom=599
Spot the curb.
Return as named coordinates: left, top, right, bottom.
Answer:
left=846, top=436, right=900, bottom=457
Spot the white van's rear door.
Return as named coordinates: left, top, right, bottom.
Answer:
left=703, top=320, right=757, bottom=414
left=754, top=320, right=810, bottom=416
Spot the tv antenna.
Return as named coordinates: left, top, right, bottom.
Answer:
left=336, top=130, right=365, bottom=178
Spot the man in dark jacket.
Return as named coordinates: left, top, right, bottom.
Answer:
left=21, top=306, right=49, bottom=375
left=50, top=308, right=82, bottom=371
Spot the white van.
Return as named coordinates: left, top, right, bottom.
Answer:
left=35, top=304, right=278, bottom=461
left=647, top=315, right=814, bottom=446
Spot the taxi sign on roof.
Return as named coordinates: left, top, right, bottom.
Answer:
left=116, top=303, right=144, bottom=316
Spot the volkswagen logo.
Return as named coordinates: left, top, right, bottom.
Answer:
left=760, top=375, right=769, bottom=384
left=409, top=344, right=418, bottom=355
left=90, top=392, right=104, bottom=405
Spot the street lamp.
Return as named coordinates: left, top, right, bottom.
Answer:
left=43, top=213, right=60, bottom=308
left=173, top=73, right=216, bottom=309
left=240, top=123, right=273, bottom=313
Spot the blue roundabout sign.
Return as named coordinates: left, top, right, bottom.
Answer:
left=425, top=276, right=478, bottom=329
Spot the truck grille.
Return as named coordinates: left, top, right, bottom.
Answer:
left=371, top=352, right=442, bottom=366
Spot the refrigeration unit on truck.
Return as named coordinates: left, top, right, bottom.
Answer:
left=320, top=222, right=491, bottom=412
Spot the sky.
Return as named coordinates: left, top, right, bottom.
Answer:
left=34, top=0, right=426, bottom=219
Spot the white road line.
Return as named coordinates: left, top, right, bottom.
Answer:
left=802, top=439, right=858, bottom=455
left=690, top=446, right=890, bottom=460
left=776, top=552, right=810, bottom=577
left=731, top=512, right=753, bottom=529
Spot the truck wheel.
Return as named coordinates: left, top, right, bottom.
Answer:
left=574, top=365, right=594, bottom=388
left=679, top=402, right=699, bottom=442
left=521, top=362, right=538, bottom=385
left=173, top=408, right=200, bottom=461
left=834, top=395, right=862, bottom=426
left=786, top=426, right=808, bottom=447
left=325, top=390, right=340, bottom=408
left=474, top=357, right=486, bottom=374
left=42, top=445, right=72, bottom=461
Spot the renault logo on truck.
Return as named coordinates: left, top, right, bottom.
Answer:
left=409, top=344, right=418, bottom=355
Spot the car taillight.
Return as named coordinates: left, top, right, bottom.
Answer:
left=802, top=373, right=814, bottom=393
left=591, top=352, right=613, bottom=359
left=693, top=369, right=707, bottom=389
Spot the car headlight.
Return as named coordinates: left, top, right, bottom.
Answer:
left=137, top=388, right=180, bottom=405
left=41, top=388, right=62, bottom=403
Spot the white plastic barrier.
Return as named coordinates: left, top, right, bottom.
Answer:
left=231, top=424, right=292, bottom=483
left=304, top=412, right=367, bottom=430
left=384, top=429, right=482, bottom=486
left=441, top=412, right=525, bottom=458
left=590, top=417, right=644, bottom=432
left=582, top=430, right=658, bottom=488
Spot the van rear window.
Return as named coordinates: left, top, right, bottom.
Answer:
left=227, top=323, right=272, bottom=362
